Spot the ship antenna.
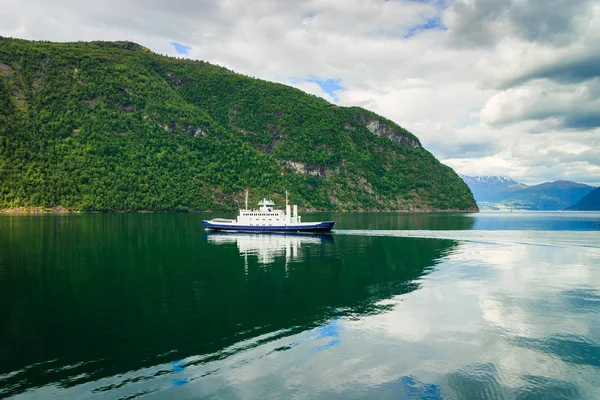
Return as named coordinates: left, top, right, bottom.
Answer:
left=245, top=190, right=248, bottom=210
left=285, top=190, right=288, bottom=206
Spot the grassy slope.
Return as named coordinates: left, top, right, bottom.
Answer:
left=0, top=38, right=477, bottom=212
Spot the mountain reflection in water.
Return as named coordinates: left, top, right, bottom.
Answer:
left=0, top=214, right=456, bottom=398
left=3, top=213, right=597, bottom=399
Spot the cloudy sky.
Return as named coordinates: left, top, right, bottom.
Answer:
left=1, top=0, right=599, bottom=185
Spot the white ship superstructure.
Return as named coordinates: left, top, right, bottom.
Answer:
left=202, top=191, right=335, bottom=233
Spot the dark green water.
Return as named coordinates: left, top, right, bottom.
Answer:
left=1, top=212, right=599, bottom=399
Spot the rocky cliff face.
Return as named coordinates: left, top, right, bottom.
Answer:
left=356, top=114, right=422, bottom=148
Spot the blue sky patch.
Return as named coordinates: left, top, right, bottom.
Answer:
left=403, top=0, right=449, bottom=8
left=307, top=77, right=344, bottom=101
left=405, top=16, right=447, bottom=38
left=170, top=42, right=192, bottom=55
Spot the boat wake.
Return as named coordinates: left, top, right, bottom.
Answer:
left=333, top=230, right=600, bottom=249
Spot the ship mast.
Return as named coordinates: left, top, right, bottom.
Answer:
left=245, top=190, right=248, bottom=211
left=285, top=190, right=288, bottom=206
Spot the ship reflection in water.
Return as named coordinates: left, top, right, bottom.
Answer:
left=205, top=232, right=333, bottom=266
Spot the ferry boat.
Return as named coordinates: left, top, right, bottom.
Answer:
left=202, top=191, right=335, bottom=233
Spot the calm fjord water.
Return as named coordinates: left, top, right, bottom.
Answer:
left=1, top=212, right=599, bottom=399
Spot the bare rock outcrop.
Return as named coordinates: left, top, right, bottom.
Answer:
left=356, top=114, right=421, bottom=148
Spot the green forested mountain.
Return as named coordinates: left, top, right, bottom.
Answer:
left=0, top=37, right=476, bottom=212
left=566, top=187, right=600, bottom=211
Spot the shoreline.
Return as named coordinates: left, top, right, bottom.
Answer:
left=2, top=207, right=480, bottom=214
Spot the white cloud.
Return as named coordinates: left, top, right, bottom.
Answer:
left=289, top=81, right=336, bottom=103
left=480, top=79, right=600, bottom=129
left=1, top=0, right=599, bottom=185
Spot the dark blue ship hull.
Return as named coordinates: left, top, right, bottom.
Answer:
left=202, top=220, right=335, bottom=233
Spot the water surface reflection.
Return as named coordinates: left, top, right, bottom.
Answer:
left=2, top=214, right=598, bottom=399
left=205, top=232, right=332, bottom=265
left=0, top=214, right=455, bottom=398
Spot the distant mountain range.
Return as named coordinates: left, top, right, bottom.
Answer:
left=459, top=175, right=526, bottom=202
left=460, top=175, right=596, bottom=210
left=566, top=187, right=600, bottom=211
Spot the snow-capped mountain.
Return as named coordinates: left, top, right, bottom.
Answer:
left=459, top=175, right=525, bottom=202
left=459, top=175, right=520, bottom=186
